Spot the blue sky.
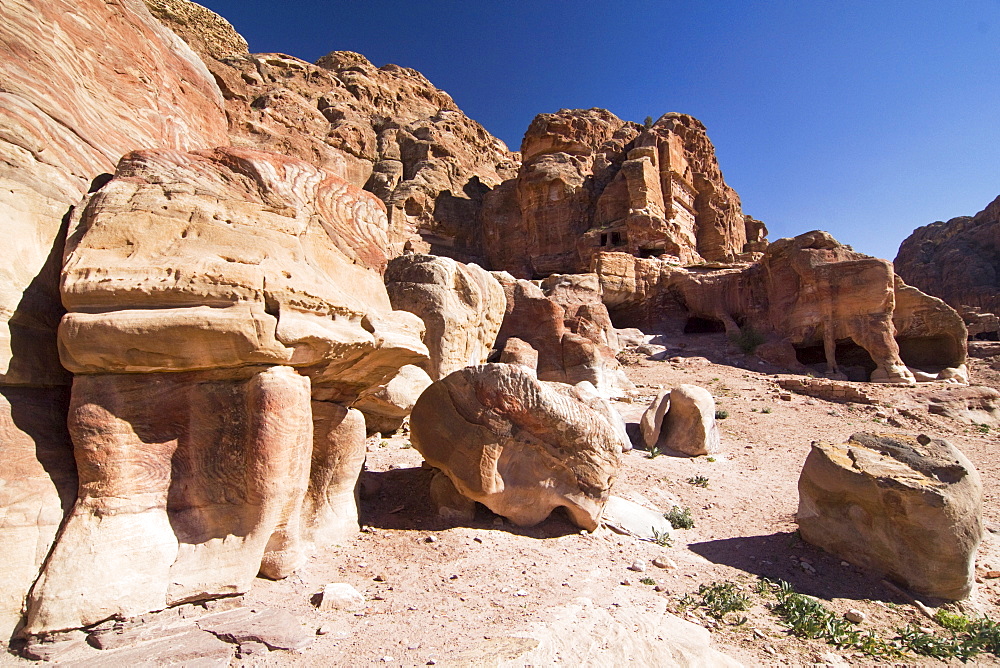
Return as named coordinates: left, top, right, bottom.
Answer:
left=198, top=0, right=1000, bottom=262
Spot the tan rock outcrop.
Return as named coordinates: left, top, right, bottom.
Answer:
left=142, top=4, right=519, bottom=261
left=895, top=195, right=1000, bottom=338
left=593, top=230, right=969, bottom=383
left=385, top=254, right=506, bottom=380
left=482, top=109, right=761, bottom=277
left=352, top=364, right=433, bottom=435
left=0, top=0, right=231, bottom=640
left=494, top=274, right=632, bottom=397
left=59, top=147, right=427, bottom=400
left=798, top=432, right=982, bottom=600
left=17, top=146, right=430, bottom=635
left=409, top=364, right=627, bottom=531
left=26, top=367, right=313, bottom=634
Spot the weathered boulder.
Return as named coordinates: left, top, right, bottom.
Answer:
left=924, top=386, right=1000, bottom=427
left=498, top=337, right=540, bottom=372
left=895, top=194, right=1000, bottom=334
left=482, top=109, right=760, bottom=277
left=797, top=433, right=982, bottom=600
left=19, top=147, right=429, bottom=636
left=352, top=364, right=433, bottom=435
left=641, top=385, right=720, bottom=456
left=409, top=364, right=628, bottom=531
left=385, top=254, right=506, bottom=380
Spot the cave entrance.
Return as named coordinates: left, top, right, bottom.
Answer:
left=794, top=338, right=876, bottom=381
left=896, top=335, right=961, bottom=372
left=973, top=330, right=999, bottom=341
left=684, top=316, right=726, bottom=334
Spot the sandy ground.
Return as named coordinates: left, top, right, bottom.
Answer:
left=5, top=335, right=1000, bottom=666
left=233, top=334, right=1000, bottom=667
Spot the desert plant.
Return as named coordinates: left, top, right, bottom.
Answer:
left=761, top=406, right=773, bottom=414
left=640, top=576, right=656, bottom=585
left=647, top=445, right=663, bottom=459
left=651, top=528, right=673, bottom=547
left=729, top=326, right=765, bottom=354
left=697, top=581, right=751, bottom=620
left=715, top=409, right=729, bottom=419
left=688, top=474, right=709, bottom=488
left=664, top=505, right=695, bottom=529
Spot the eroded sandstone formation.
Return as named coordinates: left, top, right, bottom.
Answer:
left=481, top=108, right=764, bottom=277
left=410, top=364, right=628, bottom=531
left=895, top=194, right=1000, bottom=339
left=385, top=254, right=506, bottom=380
left=141, top=0, right=519, bottom=260
left=26, top=146, right=428, bottom=634
left=593, top=231, right=968, bottom=384
left=798, top=433, right=982, bottom=601
left=0, top=0, right=230, bottom=640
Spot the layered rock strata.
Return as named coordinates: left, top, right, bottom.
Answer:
left=410, top=364, right=628, bottom=531
left=141, top=3, right=519, bottom=260
left=0, top=0, right=230, bottom=641
left=593, top=231, right=968, bottom=384
left=797, top=433, right=982, bottom=600
left=24, top=147, right=428, bottom=635
left=482, top=109, right=763, bottom=277
left=895, top=195, right=1000, bottom=339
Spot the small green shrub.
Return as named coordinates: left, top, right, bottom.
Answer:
left=761, top=406, right=773, bottom=414
left=935, top=608, right=971, bottom=633
left=647, top=445, right=663, bottom=459
left=664, top=505, right=695, bottom=529
left=688, top=475, right=709, bottom=488
left=729, top=326, right=766, bottom=354
left=715, top=409, right=729, bottom=419
left=697, top=581, right=751, bottom=620
left=978, top=424, right=991, bottom=434
left=651, top=528, right=673, bottom=547
left=640, top=576, right=656, bottom=585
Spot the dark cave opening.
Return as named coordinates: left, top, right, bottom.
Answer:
left=684, top=316, right=726, bottom=334
left=794, top=339, right=877, bottom=381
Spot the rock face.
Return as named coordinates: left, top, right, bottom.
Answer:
left=641, top=385, right=720, bottom=456
left=494, top=274, right=632, bottom=396
left=352, top=364, right=433, bottom=434
left=385, top=254, right=506, bottom=380
left=409, top=364, right=628, bottom=531
left=0, top=0, right=231, bottom=640
left=593, top=231, right=968, bottom=383
left=22, top=146, right=428, bottom=635
left=146, top=3, right=519, bottom=260
left=481, top=109, right=762, bottom=277
left=895, top=195, right=1000, bottom=339
left=797, top=433, right=982, bottom=600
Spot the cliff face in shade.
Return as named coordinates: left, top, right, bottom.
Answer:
left=481, top=109, right=764, bottom=278
left=894, top=194, right=1000, bottom=333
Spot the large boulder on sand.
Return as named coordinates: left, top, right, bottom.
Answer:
left=797, top=432, right=982, bottom=600
left=640, top=385, right=720, bottom=456
left=409, top=364, right=628, bottom=531
left=386, top=254, right=506, bottom=381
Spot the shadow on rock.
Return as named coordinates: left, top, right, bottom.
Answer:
left=687, top=531, right=911, bottom=604
left=358, top=467, right=579, bottom=539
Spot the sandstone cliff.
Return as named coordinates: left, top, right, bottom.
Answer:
left=895, top=194, right=1000, bottom=338
left=481, top=108, right=765, bottom=277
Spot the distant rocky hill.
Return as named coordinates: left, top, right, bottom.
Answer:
left=895, top=195, right=1000, bottom=338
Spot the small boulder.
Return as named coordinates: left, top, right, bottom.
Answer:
left=499, top=336, right=539, bottom=373
left=353, top=364, right=433, bottom=435
left=641, top=385, right=720, bottom=456
left=797, top=432, right=982, bottom=600
left=315, top=583, right=366, bottom=612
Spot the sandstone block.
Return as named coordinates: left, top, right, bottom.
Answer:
left=644, top=385, right=720, bottom=456
left=353, top=364, right=433, bottom=435
left=314, top=584, right=365, bottom=613
left=409, top=364, right=627, bottom=531
left=385, top=254, right=506, bottom=381
left=797, top=432, right=982, bottom=600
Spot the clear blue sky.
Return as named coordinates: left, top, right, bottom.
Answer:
left=198, top=0, right=1000, bottom=262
